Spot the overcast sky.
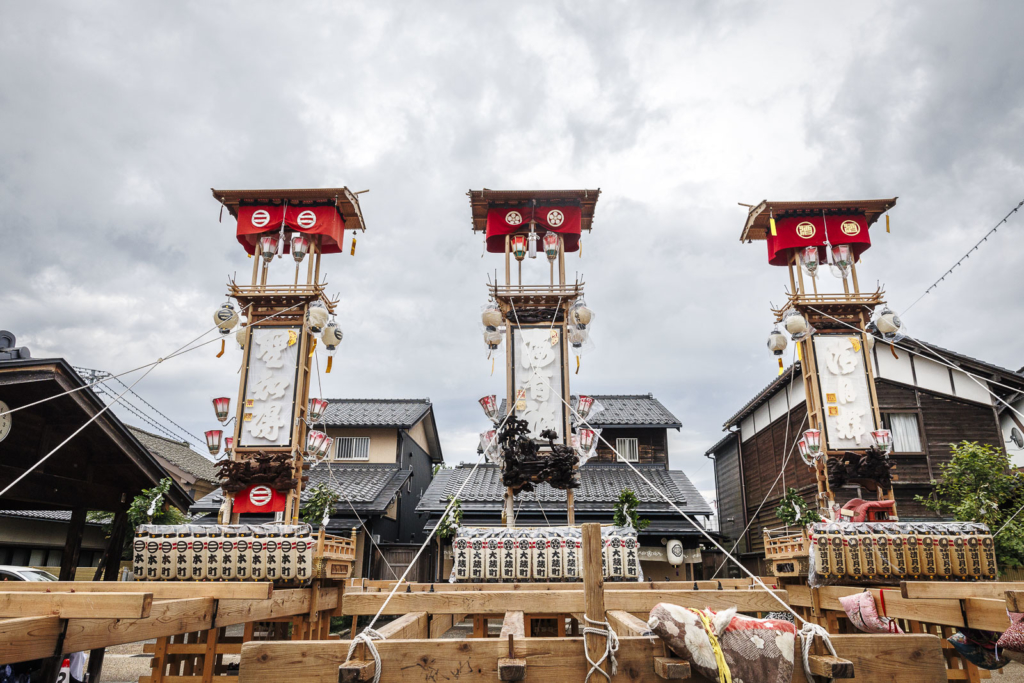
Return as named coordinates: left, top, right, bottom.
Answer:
left=2, top=2, right=1023, bottom=508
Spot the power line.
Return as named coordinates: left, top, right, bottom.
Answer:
left=901, top=196, right=1024, bottom=316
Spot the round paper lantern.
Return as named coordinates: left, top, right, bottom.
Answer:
left=213, top=303, right=238, bottom=335
left=322, top=321, right=343, bottom=350
left=767, top=327, right=788, bottom=356
left=306, top=302, right=329, bottom=334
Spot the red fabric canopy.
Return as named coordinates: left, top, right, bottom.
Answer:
left=236, top=204, right=346, bottom=255
left=766, top=213, right=871, bottom=266
left=485, top=205, right=582, bottom=253
left=232, top=484, right=287, bottom=514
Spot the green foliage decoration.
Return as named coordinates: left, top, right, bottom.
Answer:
left=775, top=487, right=821, bottom=526
left=301, top=482, right=340, bottom=526
left=435, top=496, right=463, bottom=541
left=613, top=488, right=650, bottom=530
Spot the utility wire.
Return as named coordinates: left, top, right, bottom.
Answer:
left=901, top=197, right=1024, bottom=316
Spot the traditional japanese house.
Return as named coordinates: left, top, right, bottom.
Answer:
left=191, top=397, right=442, bottom=581
left=707, top=334, right=1024, bottom=575
left=129, top=427, right=219, bottom=500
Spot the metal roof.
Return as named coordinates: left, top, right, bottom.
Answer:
left=497, top=394, right=681, bottom=429
left=416, top=464, right=712, bottom=515
left=319, top=398, right=432, bottom=429
left=129, top=427, right=218, bottom=484
left=190, top=463, right=411, bottom=516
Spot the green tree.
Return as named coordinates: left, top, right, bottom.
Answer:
left=301, top=483, right=340, bottom=527
left=435, top=496, right=463, bottom=541
left=613, top=489, right=650, bottom=530
left=917, top=441, right=1024, bottom=572
left=89, top=477, right=190, bottom=559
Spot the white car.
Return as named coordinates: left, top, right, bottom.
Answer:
left=0, top=565, right=59, bottom=581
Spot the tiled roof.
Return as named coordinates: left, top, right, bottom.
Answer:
left=129, top=427, right=219, bottom=484
left=319, top=399, right=431, bottom=428
left=0, top=510, right=105, bottom=525
left=497, top=394, right=681, bottom=428
left=704, top=430, right=739, bottom=457
left=190, top=464, right=411, bottom=516
left=416, top=464, right=711, bottom=515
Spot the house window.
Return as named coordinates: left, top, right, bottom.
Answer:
left=335, top=437, right=370, bottom=461
left=886, top=413, right=923, bottom=453
left=616, top=438, right=639, bottom=463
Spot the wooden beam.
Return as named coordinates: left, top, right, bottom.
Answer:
left=0, top=615, right=62, bottom=663
left=59, top=507, right=87, bottom=581
left=606, top=610, right=652, bottom=638
left=216, top=589, right=313, bottom=628
left=62, top=598, right=214, bottom=654
left=429, top=614, right=453, bottom=639
left=0, top=581, right=274, bottom=600
left=341, top=589, right=788, bottom=616
left=964, top=598, right=1010, bottom=632
left=903, top=581, right=1024, bottom=601
left=0, top=464, right=126, bottom=510
left=582, top=524, right=608, bottom=682
left=0, top=591, right=153, bottom=618
left=499, top=611, right=524, bottom=641
left=498, top=611, right=527, bottom=681
left=238, top=634, right=947, bottom=683
left=653, top=657, right=691, bottom=679
left=377, top=612, right=428, bottom=640
left=354, top=580, right=757, bottom=592
left=806, top=654, right=854, bottom=679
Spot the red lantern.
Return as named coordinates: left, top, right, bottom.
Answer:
left=871, top=429, right=892, bottom=454
left=797, top=439, right=808, bottom=459
left=317, top=436, right=334, bottom=460
left=577, top=395, right=594, bottom=420
left=290, top=234, right=311, bottom=263
left=258, top=235, right=280, bottom=263
left=543, top=232, right=559, bottom=261
left=308, top=398, right=329, bottom=423
left=212, top=397, right=231, bottom=423
left=205, top=429, right=223, bottom=456
left=306, top=430, right=327, bottom=457
left=479, top=395, right=498, bottom=422
left=511, top=234, right=527, bottom=262
left=224, top=436, right=234, bottom=455
left=803, top=429, right=821, bottom=455
left=578, top=428, right=596, bottom=451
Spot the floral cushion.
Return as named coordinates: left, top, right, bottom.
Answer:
left=648, top=603, right=796, bottom=683
left=996, top=612, right=1024, bottom=663
left=838, top=590, right=903, bottom=634
left=947, top=630, right=1009, bottom=670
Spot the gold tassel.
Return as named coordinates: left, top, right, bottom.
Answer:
left=350, top=237, right=357, bottom=255
left=769, top=210, right=777, bottom=237
left=576, top=356, right=580, bottom=374
left=326, top=356, right=333, bottom=373
left=491, top=357, right=495, bottom=376
left=886, top=214, right=890, bottom=233
left=216, top=339, right=225, bottom=358
left=579, top=239, right=582, bottom=258
left=778, top=357, right=784, bottom=375
left=890, top=342, right=899, bottom=360
left=796, top=341, right=803, bottom=363
left=308, top=339, right=317, bottom=357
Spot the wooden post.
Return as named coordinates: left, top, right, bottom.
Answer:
left=59, top=507, right=87, bottom=581
left=505, top=487, right=515, bottom=528
left=581, top=523, right=607, bottom=680
left=86, top=507, right=129, bottom=683
left=558, top=235, right=565, bottom=286
left=566, top=489, right=575, bottom=526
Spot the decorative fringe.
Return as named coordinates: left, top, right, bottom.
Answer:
left=326, top=355, right=333, bottom=373
left=216, top=339, right=225, bottom=358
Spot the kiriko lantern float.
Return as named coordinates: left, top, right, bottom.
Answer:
left=468, top=188, right=601, bottom=525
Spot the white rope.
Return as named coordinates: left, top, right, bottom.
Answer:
left=582, top=615, right=619, bottom=682
left=344, top=627, right=385, bottom=683
left=800, top=621, right=838, bottom=682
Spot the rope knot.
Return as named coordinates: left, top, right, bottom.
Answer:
left=582, top=616, right=619, bottom=682
left=345, top=627, right=386, bottom=683
left=799, top=621, right=837, bottom=682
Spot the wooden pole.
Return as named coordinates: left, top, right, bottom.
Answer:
left=505, top=236, right=511, bottom=286
left=86, top=507, right=129, bottom=683
left=566, top=489, right=575, bottom=526
left=59, top=508, right=87, bottom=581
left=505, top=487, right=515, bottom=528
left=581, top=523, right=607, bottom=680
left=558, top=236, right=565, bottom=286
left=252, top=242, right=262, bottom=286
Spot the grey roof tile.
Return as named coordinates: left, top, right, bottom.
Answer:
left=129, top=427, right=219, bottom=484
left=190, top=463, right=410, bottom=516
left=416, top=464, right=711, bottom=515
left=498, top=394, right=681, bottom=428
left=319, top=399, right=431, bottom=428
left=0, top=510, right=104, bottom=525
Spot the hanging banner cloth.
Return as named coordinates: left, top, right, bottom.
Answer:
left=485, top=205, right=582, bottom=253
left=766, top=213, right=870, bottom=266
left=232, top=484, right=287, bottom=514
left=235, top=204, right=346, bottom=255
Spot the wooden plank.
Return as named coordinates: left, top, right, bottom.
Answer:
left=0, top=581, right=273, bottom=600
left=63, top=598, right=214, bottom=654
left=355, top=581, right=738, bottom=592
left=0, top=591, right=153, bottom=618
left=499, top=611, right=524, bottom=641
left=903, top=581, right=1024, bottom=601
left=607, top=610, right=653, bottom=638
left=238, top=634, right=946, bottom=683
left=377, top=612, right=428, bottom=640
left=817, top=586, right=964, bottom=627
left=807, top=654, right=855, bottom=679
left=1006, top=590, right=1024, bottom=612
left=216, top=589, right=312, bottom=627
left=341, top=589, right=789, bottom=616
left=429, top=614, right=453, bottom=639
left=0, top=615, right=62, bottom=664
left=964, top=598, right=1010, bottom=632
left=653, top=657, right=691, bottom=679
left=582, top=524, right=609, bottom=682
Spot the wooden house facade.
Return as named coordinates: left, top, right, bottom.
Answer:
left=707, top=338, right=1024, bottom=574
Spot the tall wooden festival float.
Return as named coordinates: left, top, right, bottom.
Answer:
left=742, top=198, right=999, bottom=587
